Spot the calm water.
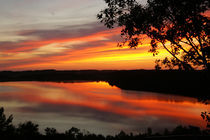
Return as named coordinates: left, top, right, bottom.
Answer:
left=0, top=81, right=209, bottom=135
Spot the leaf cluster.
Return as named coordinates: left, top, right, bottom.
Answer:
left=98, top=0, right=210, bottom=70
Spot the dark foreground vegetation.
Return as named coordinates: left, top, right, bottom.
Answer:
left=0, top=107, right=210, bottom=140
left=0, top=70, right=209, bottom=100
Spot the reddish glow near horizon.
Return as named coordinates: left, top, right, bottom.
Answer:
left=0, top=27, right=171, bottom=70
left=0, top=1, right=210, bottom=70
left=0, top=0, right=171, bottom=71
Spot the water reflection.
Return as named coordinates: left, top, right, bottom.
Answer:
left=0, top=81, right=209, bottom=135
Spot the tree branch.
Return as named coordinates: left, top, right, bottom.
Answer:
left=198, top=35, right=208, bottom=68
left=160, top=42, right=183, bottom=63
left=173, top=41, right=202, bottom=65
left=185, top=36, right=203, bottom=58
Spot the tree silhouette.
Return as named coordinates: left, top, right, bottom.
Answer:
left=45, top=127, right=58, bottom=136
left=0, top=107, right=15, bottom=137
left=116, top=131, right=129, bottom=140
left=201, top=111, right=210, bottom=129
left=0, top=107, right=210, bottom=139
left=17, top=121, right=40, bottom=138
left=65, top=127, right=82, bottom=139
left=97, top=0, right=210, bottom=70
left=147, top=127, right=152, bottom=136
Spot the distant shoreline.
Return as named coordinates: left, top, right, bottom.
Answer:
left=0, top=70, right=209, bottom=101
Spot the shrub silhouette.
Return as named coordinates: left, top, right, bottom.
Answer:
left=17, top=121, right=40, bottom=139
left=65, top=127, right=83, bottom=139
left=0, top=107, right=210, bottom=139
left=45, top=127, right=58, bottom=136
left=0, top=107, right=15, bottom=137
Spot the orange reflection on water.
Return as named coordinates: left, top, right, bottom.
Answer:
left=0, top=81, right=209, bottom=133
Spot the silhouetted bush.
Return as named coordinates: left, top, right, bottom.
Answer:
left=0, top=107, right=209, bottom=140
left=16, top=121, right=40, bottom=140
left=45, top=127, right=58, bottom=136
left=0, top=107, right=16, bottom=137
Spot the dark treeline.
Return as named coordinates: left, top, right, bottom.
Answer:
left=0, top=70, right=209, bottom=100
left=0, top=107, right=210, bottom=140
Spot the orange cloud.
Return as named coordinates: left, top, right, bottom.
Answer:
left=1, top=24, right=170, bottom=70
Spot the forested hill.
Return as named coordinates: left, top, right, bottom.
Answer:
left=0, top=70, right=209, bottom=100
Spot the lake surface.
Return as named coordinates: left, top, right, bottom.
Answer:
left=0, top=81, right=209, bottom=135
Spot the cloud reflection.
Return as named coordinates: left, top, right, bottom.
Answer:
left=0, top=81, right=209, bottom=134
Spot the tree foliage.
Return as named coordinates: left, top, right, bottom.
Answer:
left=45, top=127, right=58, bottom=136
left=17, top=121, right=40, bottom=137
left=201, top=111, right=210, bottom=128
left=97, top=0, right=210, bottom=70
left=0, top=107, right=15, bottom=136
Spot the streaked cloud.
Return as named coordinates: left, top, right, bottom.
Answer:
left=0, top=0, right=168, bottom=70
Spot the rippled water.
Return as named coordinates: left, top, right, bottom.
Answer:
left=0, top=81, right=209, bottom=135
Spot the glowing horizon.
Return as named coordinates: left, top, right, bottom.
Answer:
left=0, top=0, right=170, bottom=71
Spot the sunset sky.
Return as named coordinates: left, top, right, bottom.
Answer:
left=0, top=0, right=169, bottom=71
